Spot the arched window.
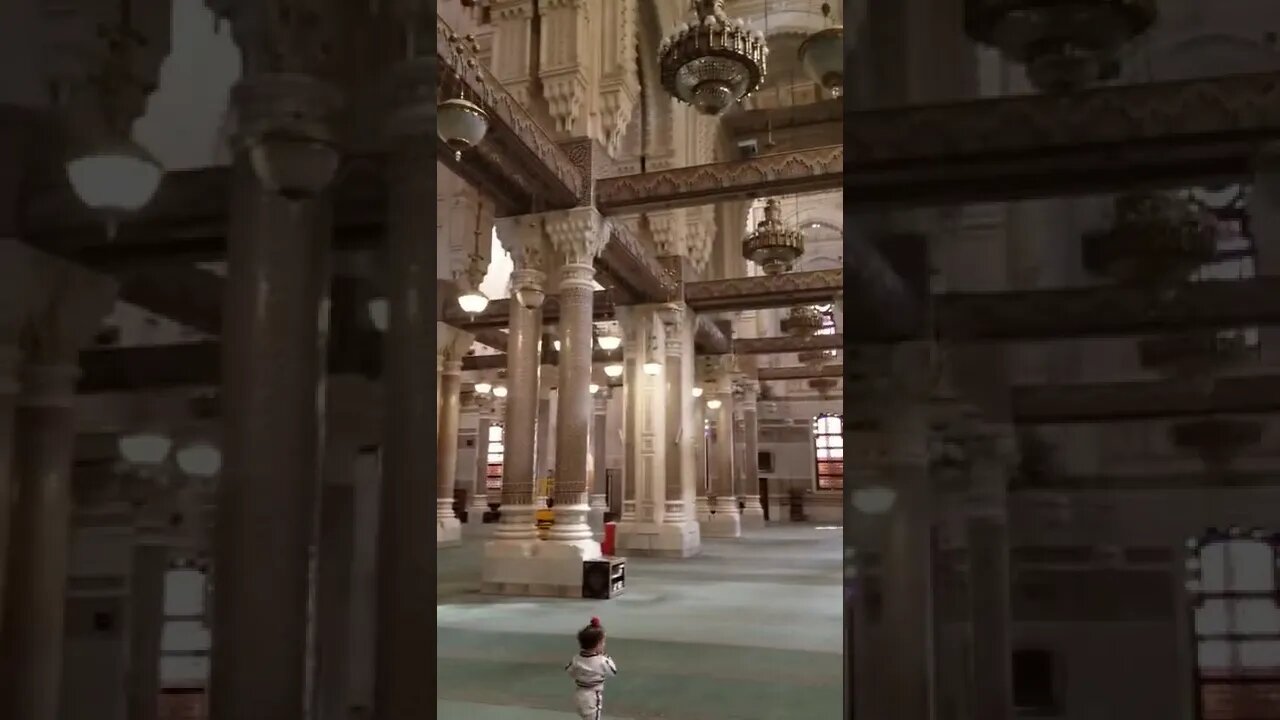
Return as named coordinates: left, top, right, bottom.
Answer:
left=813, top=413, right=844, bottom=490
left=158, top=561, right=211, bottom=718
left=1188, top=185, right=1260, bottom=350
left=485, top=422, right=505, bottom=494
left=1187, top=529, right=1280, bottom=720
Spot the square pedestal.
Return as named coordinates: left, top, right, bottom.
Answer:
left=480, top=538, right=603, bottom=597
left=741, top=507, right=767, bottom=531
left=437, top=517, right=462, bottom=546
left=615, top=522, right=701, bottom=558
left=701, top=513, right=741, bottom=538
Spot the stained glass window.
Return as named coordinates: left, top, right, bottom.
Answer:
left=813, top=413, right=844, bottom=490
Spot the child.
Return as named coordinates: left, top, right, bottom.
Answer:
left=565, top=617, right=618, bottom=720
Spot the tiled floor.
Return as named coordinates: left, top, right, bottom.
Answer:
left=436, top=524, right=844, bottom=719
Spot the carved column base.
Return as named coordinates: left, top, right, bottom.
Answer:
left=702, top=496, right=742, bottom=538
left=468, top=495, right=490, bottom=522
left=437, top=499, right=462, bottom=546
left=694, top=496, right=711, bottom=521
left=616, top=520, right=701, bottom=558
left=491, top=503, right=538, bottom=542
left=587, top=494, right=608, bottom=533
left=620, top=500, right=637, bottom=523
left=547, top=503, right=597, bottom=546
left=480, top=536, right=602, bottom=598
left=663, top=499, right=690, bottom=524
left=741, top=496, right=766, bottom=530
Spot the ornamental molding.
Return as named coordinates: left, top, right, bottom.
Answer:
left=685, top=269, right=843, bottom=312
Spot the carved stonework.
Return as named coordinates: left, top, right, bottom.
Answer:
left=230, top=73, right=343, bottom=153
left=646, top=208, right=686, bottom=257
left=436, top=15, right=586, bottom=204
left=437, top=323, right=476, bottom=363
left=489, top=0, right=537, bottom=107
left=685, top=269, right=843, bottom=312
left=730, top=334, right=842, bottom=357
left=537, top=0, right=591, bottom=136
left=595, top=145, right=842, bottom=214
left=545, top=207, right=609, bottom=265
left=494, top=214, right=547, bottom=271
left=594, top=0, right=639, bottom=156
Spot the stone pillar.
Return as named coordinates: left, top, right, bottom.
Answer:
left=126, top=541, right=169, bottom=720
left=620, top=333, right=640, bottom=525
left=0, top=343, right=19, bottom=621
left=615, top=307, right=665, bottom=553
left=436, top=327, right=474, bottom=547
left=208, top=73, right=339, bottom=720
left=534, top=390, right=553, bottom=508
left=471, top=409, right=493, bottom=521
left=0, top=264, right=115, bottom=720
left=345, top=450, right=381, bottom=717
left=656, top=305, right=700, bottom=555
left=588, top=392, right=609, bottom=531
left=703, top=374, right=741, bottom=538
left=693, top=393, right=711, bottom=521
left=314, top=386, right=369, bottom=720
left=377, top=59, right=441, bottom=719
left=876, top=400, right=936, bottom=720
left=544, top=207, right=608, bottom=553
left=483, top=216, right=547, bottom=593
left=739, top=381, right=766, bottom=530
left=966, top=427, right=1015, bottom=720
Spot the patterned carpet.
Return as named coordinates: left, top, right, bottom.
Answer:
left=436, top=525, right=844, bottom=719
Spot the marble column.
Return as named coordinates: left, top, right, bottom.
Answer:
left=616, top=307, right=665, bottom=553
left=376, top=61, right=439, bottom=719
left=471, top=409, right=494, bottom=521
left=0, top=343, right=19, bottom=621
left=967, top=427, right=1015, bottom=720
left=345, top=450, right=381, bottom=717
left=693, top=393, right=711, bottom=521
left=739, top=381, right=765, bottom=529
left=544, top=207, right=608, bottom=553
left=877, top=400, right=936, bottom=720
left=0, top=267, right=115, bottom=720
left=620, top=333, right=640, bottom=525
left=534, top=391, right=553, bottom=508
left=436, top=329, right=474, bottom=547
left=703, top=375, right=741, bottom=538
left=588, top=392, right=609, bottom=531
left=209, top=74, right=339, bottom=720
left=127, top=542, right=170, bottom=720
left=658, top=306, right=701, bottom=555
left=483, top=217, right=547, bottom=593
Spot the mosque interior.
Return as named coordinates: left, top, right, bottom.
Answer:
left=1, top=0, right=1280, bottom=719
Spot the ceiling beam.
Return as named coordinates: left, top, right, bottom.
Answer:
left=757, top=364, right=843, bottom=381
left=1012, top=374, right=1280, bottom=424
left=723, top=99, right=842, bottom=138
left=432, top=19, right=583, bottom=214
left=726, top=333, right=842, bottom=356
left=684, top=269, right=843, bottom=312
left=594, top=145, right=843, bottom=215
left=919, top=278, right=1280, bottom=343
left=842, top=72, right=1280, bottom=208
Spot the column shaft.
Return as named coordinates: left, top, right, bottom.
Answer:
left=739, top=386, right=765, bottom=528
left=127, top=543, right=169, bottom=720
left=967, top=442, right=1013, bottom=720
left=0, top=346, right=18, bottom=624
left=315, top=480, right=355, bottom=720
left=378, top=112, right=438, bottom=718
left=547, top=261, right=597, bottom=541
left=588, top=395, right=609, bottom=525
left=210, top=135, right=332, bottom=720
left=471, top=412, right=492, bottom=519
left=534, top=393, right=553, bottom=505
left=713, top=392, right=737, bottom=503
left=663, top=318, right=685, bottom=521
left=494, top=266, right=543, bottom=540
left=693, top=397, right=710, bottom=520
left=0, top=364, right=80, bottom=720
left=436, top=362, right=464, bottom=536
left=620, top=335, right=640, bottom=522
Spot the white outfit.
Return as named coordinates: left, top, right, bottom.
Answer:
left=566, top=650, right=618, bottom=719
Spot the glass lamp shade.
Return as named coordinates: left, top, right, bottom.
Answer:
left=66, top=139, right=164, bottom=213
left=589, top=383, right=599, bottom=394
left=553, top=340, right=562, bottom=352
left=457, top=290, right=489, bottom=315
left=176, top=443, right=222, bottom=478
left=603, top=363, right=624, bottom=378
left=437, top=98, right=490, bottom=161
left=706, top=398, right=723, bottom=410
left=248, top=131, right=341, bottom=201
left=368, top=297, right=388, bottom=332
left=597, top=334, right=622, bottom=351
left=643, top=361, right=662, bottom=376
left=692, top=386, right=704, bottom=398
left=851, top=486, right=897, bottom=515
left=474, top=381, right=493, bottom=395
left=798, top=27, right=844, bottom=97
left=492, top=385, right=509, bottom=398
left=119, top=432, right=173, bottom=465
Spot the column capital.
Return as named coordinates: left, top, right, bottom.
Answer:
left=545, top=207, right=610, bottom=266
left=384, top=57, right=437, bottom=139
left=436, top=322, right=475, bottom=363
left=13, top=250, right=117, bottom=366
left=231, top=73, right=342, bottom=153
left=495, top=214, right=549, bottom=273
left=645, top=208, right=687, bottom=257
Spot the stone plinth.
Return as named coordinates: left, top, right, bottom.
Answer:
left=615, top=521, right=701, bottom=558
left=741, top=498, right=766, bottom=530
left=481, top=537, right=603, bottom=597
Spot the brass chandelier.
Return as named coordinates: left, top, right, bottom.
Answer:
left=743, top=199, right=805, bottom=274
left=964, top=0, right=1157, bottom=93
left=1084, top=191, right=1216, bottom=290
left=659, top=0, right=769, bottom=116
left=437, top=25, right=490, bottom=161
left=781, top=306, right=824, bottom=337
